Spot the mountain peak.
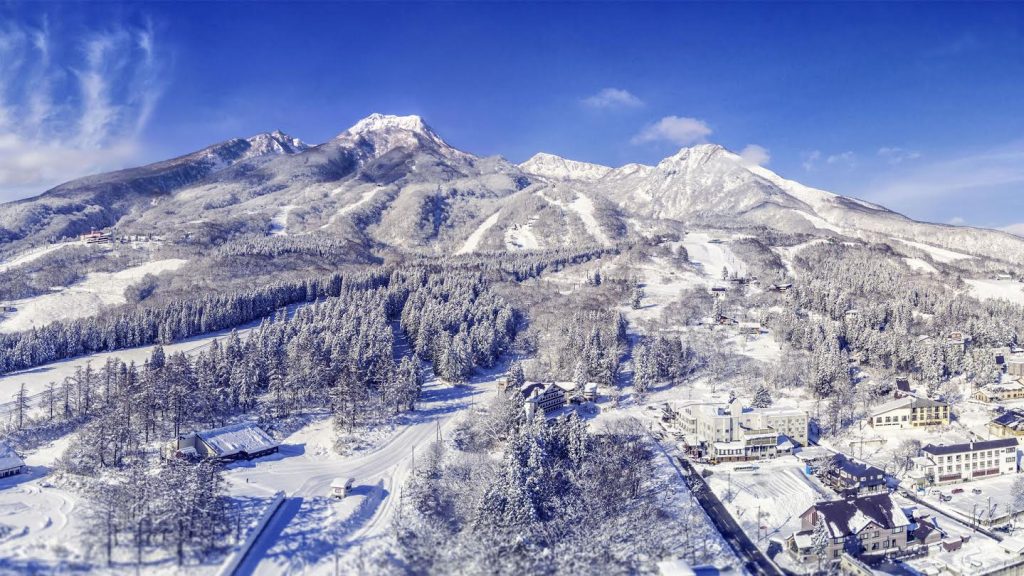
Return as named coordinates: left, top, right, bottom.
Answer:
left=346, top=113, right=434, bottom=137
left=520, top=152, right=612, bottom=181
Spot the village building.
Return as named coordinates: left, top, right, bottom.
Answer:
left=824, top=454, right=887, bottom=496
left=768, top=283, right=793, bottom=292
left=973, top=381, right=1024, bottom=403
left=787, top=493, right=910, bottom=564
left=679, top=398, right=808, bottom=462
left=868, top=396, right=949, bottom=429
left=582, top=382, right=599, bottom=402
left=176, top=422, right=279, bottom=461
left=0, top=443, right=25, bottom=479
left=1007, top=358, right=1024, bottom=378
left=894, top=377, right=912, bottom=398
left=80, top=229, right=113, bottom=244
left=990, top=409, right=1024, bottom=438
left=908, top=438, right=1018, bottom=485
left=522, top=381, right=568, bottom=418
left=738, top=322, right=762, bottom=335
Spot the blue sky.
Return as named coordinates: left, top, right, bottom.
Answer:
left=2, top=2, right=1024, bottom=231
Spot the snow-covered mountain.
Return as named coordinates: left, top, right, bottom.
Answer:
left=1, top=112, right=1022, bottom=266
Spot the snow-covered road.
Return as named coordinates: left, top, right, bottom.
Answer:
left=228, top=375, right=498, bottom=575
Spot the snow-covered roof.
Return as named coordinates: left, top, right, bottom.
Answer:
left=810, top=494, right=910, bottom=539
left=195, top=423, right=277, bottom=457
left=922, top=438, right=1017, bottom=456
left=0, top=442, right=24, bottom=472
left=869, top=396, right=946, bottom=417
left=1001, top=537, right=1024, bottom=554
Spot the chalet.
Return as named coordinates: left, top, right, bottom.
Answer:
left=868, top=396, right=949, bottom=429
left=0, top=443, right=25, bottom=479
left=944, top=331, right=970, bottom=352
left=768, top=283, right=793, bottom=292
left=909, top=438, right=1018, bottom=485
left=80, top=229, right=113, bottom=244
left=176, top=422, right=279, bottom=461
left=787, top=494, right=910, bottom=564
left=973, top=381, right=1024, bottom=403
left=582, top=382, right=599, bottom=402
left=989, top=409, right=1024, bottom=438
left=709, top=286, right=728, bottom=294
left=824, top=454, right=886, bottom=496
left=522, top=382, right=567, bottom=418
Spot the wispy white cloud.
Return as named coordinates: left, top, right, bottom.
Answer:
left=877, top=146, right=921, bottom=165
left=581, top=88, right=644, bottom=110
left=739, top=144, right=770, bottom=167
left=826, top=151, right=856, bottom=168
left=801, top=150, right=821, bottom=172
left=0, top=20, right=164, bottom=200
left=631, top=115, right=711, bottom=147
left=863, top=141, right=1024, bottom=207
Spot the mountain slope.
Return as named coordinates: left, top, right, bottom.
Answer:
left=1, top=113, right=1022, bottom=266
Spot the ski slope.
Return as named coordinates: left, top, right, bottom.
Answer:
left=0, top=242, right=77, bottom=274
left=456, top=211, right=501, bottom=255
left=682, top=232, right=748, bottom=278
left=0, top=259, right=188, bottom=334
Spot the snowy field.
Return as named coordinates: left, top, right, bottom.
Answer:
left=966, top=278, right=1024, bottom=305
left=0, top=258, right=188, bottom=334
left=269, top=205, right=296, bottom=235
left=704, top=458, right=830, bottom=548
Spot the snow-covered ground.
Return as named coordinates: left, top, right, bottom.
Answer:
left=904, top=257, right=939, bottom=274
left=269, top=205, right=296, bottom=236
left=895, top=495, right=1010, bottom=575
left=704, top=458, right=830, bottom=549
left=455, top=211, right=501, bottom=255
left=682, top=232, right=748, bottom=278
left=894, top=238, right=974, bottom=263
left=504, top=217, right=541, bottom=250
left=773, top=239, right=827, bottom=276
left=0, top=301, right=302, bottom=417
left=966, top=278, right=1024, bottom=305
left=0, top=259, right=188, bottom=334
left=0, top=242, right=77, bottom=274
left=0, top=434, right=82, bottom=571
left=228, top=374, right=500, bottom=575
left=535, top=190, right=610, bottom=246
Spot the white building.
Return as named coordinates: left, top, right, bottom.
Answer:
left=909, top=438, right=1018, bottom=485
left=176, top=422, right=279, bottom=461
left=868, top=396, right=949, bottom=429
left=680, top=398, right=808, bottom=462
left=0, top=443, right=25, bottom=479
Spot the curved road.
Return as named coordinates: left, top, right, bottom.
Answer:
left=225, top=374, right=498, bottom=575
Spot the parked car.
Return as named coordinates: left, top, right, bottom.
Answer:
left=940, top=495, right=953, bottom=502
left=952, top=488, right=965, bottom=494
left=973, top=488, right=983, bottom=495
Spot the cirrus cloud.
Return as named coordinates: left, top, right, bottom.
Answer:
left=631, top=115, right=712, bottom=147
left=0, top=19, right=164, bottom=201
